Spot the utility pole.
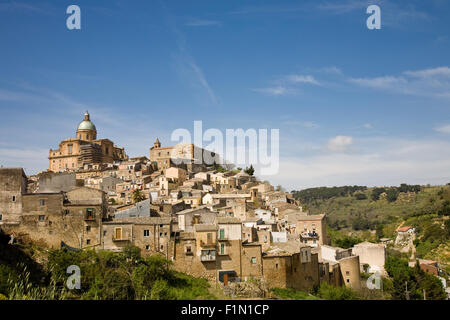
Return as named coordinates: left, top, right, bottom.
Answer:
left=423, top=289, right=426, bottom=300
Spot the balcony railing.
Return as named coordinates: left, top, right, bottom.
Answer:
left=201, top=251, right=216, bottom=261
left=301, top=232, right=319, bottom=239
left=112, top=236, right=130, bottom=242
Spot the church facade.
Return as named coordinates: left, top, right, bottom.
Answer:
left=48, top=111, right=128, bottom=172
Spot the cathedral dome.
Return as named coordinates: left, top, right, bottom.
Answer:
left=77, top=111, right=96, bottom=131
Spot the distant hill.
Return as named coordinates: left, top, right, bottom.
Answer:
left=292, top=184, right=450, bottom=269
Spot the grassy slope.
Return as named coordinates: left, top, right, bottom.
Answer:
left=304, top=185, right=450, bottom=265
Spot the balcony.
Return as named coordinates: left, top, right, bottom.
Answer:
left=112, top=236, right=130, bottom=242
left=200, top=250, right=216, bottom=262
left=300, top=231, right=319, bottom=239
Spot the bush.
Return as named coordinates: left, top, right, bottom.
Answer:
left=316, top=283, right=359, bottom=300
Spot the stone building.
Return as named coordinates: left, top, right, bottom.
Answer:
left=0, top=168, right=28, bottom=224
left=297, top=214, right=330, bottom=247
left=1, top=186, right=106, bottom=249
left=352, top=241, right=386, bottom=274
left=102, top=216, right=172, bottom=255
left=149, top=138, right=217, bottom=172
left=48, top=111, right=127, bottom=172
left=261, top=246, right=320, bottom=291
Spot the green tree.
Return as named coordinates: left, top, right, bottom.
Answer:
left=371, top=187, right=386, bottom=201
left=386, top=188, right=399, bottom=203
left=132, top=189, right=145, bottom=203
left=244, top=164, right=255, bottom=176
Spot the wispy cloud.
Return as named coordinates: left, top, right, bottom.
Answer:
left=0, top=1, right=54, bottom=15
left=185, top=18, right=221, bottom=27
left=434, top=124, right=450, bottom=134
left=327, top=135, right=354, bottom=152
left=163, top=5, right=218, bottom=105
left=283, top=121, right=319, bottom=128
left=285, top=74, right=320, bottom=85
left=252, top=86, right=297, bottom=96
left=230, top=0, right=431, bottom=28
left=349, top=66, right=450, bottom=99
left=254, top=73, right=320, bottom=96
left=262, top=137, right=450, bottom=190
left=320, top=66, right=342, bottom=74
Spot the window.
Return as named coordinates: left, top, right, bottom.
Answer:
left=159, top=232, right=163, bottom=237
left=146, top=245, right=150, bottom=250
left=207, top=232, right=213, bottom=243
left=160, top=245, right=164, bottom=250
left=0, top=214, right=3, bottom=221
left=85, top=208, right=95, bottom=220
left=38, top=215, right=45, bottom=222
left=219, top=229, right=225, bottom=240
left=86, top=226, right=91, bottom=232
left=275, top=263, right=278, bottom=270
left=86, top=239, right=91, bottom=245
left=144, top=229, right=150, bottom=237
left=346, top=271, right=350, bottom=276
left=103, top=231, right=107, bottom=236
left=346, top=279, right=350, bottom=283
left=12, top=195, right=16, bottom=202
left=251, top=257, right=256, bottom=264
left=220, top=243, right=225, bottom=255
left=186, top=246, right=192, bottom=254
left=114, top=228, right=122, bottom=240
left=39, top=199, right=45, bottom=206
left=68, top=144, right=73, bottom=154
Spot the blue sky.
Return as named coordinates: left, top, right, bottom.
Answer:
left=0, top=0, right=450, bottom=190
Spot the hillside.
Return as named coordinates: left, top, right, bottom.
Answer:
left=292, top=184, right=450, bottom=269
left=0, top=231, right=218, bottom=300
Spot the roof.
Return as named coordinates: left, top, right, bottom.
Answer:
left=194, top=224, right=218, bottom=232
left=215, top=216, right=242, bottom=224
left=105, top=216, right=172, bottom=225
left=212, top=193, right=251, bottom=199
left=115, top=199, right=151, bottom=218
left=397, top=226, right=413, bottom=232
left=296, top=214, right=325, bottom=221
left=353, top=241, right=385, bottom=248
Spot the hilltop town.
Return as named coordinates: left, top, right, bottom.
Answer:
left=0, top=111, right=445, bottom=298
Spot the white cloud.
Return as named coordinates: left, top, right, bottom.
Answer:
left=252, top=86, right=296, bottom=96
left=363, top=123, right=373, bottom=129
left=404, top=66, right=450, bottom=78
left=260, top=138, right=450, bottom=190
left=320, top=66, right=342, bottom=74
left=349, top=76, right=407, bottom=89
left=327, top=135, right=353, bottom=152
left=349, top=66, right=450, bottom=99
left=434, top=124, right=450, bottom=134
left=285, top=74, right=320, bottom=85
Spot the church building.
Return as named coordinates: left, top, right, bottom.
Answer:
left=48, top=111, right=127, bottom=172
